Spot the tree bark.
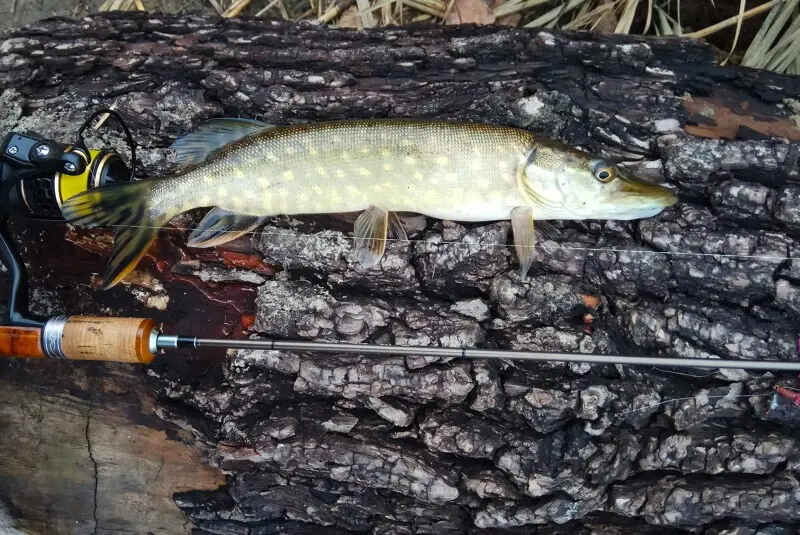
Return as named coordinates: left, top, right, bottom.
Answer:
left=2, top=11, right=800, bottom=535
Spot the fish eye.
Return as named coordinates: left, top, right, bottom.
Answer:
left=592, top=163, right=616, bottom=183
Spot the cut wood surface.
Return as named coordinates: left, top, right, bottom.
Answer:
left=1, top=11, right=800, bottom=534
left=0, top=362, right=226, bottom=535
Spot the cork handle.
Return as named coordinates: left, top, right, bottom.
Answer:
left=0, top=326, right=45, bottom=359
left=61, top=316, right=157, bottom=363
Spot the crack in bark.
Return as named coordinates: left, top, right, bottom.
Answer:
left=85, top=394, right=99, bottom=535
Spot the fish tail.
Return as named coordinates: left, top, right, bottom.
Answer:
left=61, top=179, right=172, bottom=290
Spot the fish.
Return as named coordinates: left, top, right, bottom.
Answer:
left=60, top=117, right=678, bottom=289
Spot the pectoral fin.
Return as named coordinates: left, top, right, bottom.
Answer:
left=353, top=205, right=391, bottom=267
left=534, top=220, right=561, bottom=241
left=387, top=212, right=408, bottom=242
left=187, top=207, right=266, bottom=248
left=511, top=206, right=536, bottom=279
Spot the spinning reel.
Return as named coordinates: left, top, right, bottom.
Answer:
left=0, top=108, right=137, bottom=326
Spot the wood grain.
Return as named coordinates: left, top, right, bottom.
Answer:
left=0, top=327, right=44, bottom=359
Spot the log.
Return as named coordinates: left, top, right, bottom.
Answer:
left=1, top=10, right=800, bottom=534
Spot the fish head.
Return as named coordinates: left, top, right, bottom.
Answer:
left=520, top=146, right=678, bottom=220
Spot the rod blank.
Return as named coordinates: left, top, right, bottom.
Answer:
left=159, top=336, right=800, bottom=371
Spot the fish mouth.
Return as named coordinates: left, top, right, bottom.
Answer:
left=619, top=177, right=678, bottom=207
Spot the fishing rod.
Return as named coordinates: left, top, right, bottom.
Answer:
left=2, top=109, right=800, bottom=372
left=3, top=316, right=800, bottom=371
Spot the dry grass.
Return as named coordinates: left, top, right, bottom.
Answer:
left=97, top=0, right=800, bottom=74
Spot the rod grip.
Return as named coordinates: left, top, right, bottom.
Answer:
left=0, top=326, right=46, bottom=359
left=45, top=316, right=157, bottom=363
left=61, top=316, right=157, bottom=363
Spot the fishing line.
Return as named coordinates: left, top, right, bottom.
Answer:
left=615, top=392, right=769, bottom=418
left=652, top=367, right=717, bottom=378
left=89, top=222, right=795, bottom=262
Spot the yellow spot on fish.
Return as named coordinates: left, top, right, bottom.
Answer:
left=283, top=170, right=295, bottom=181
left=316, top=166, right=327, bottom=177
left=278, top=189, right=289, bottom=198
left=435, top=156, right=449, bottom=166
left=413, top=171, right=424, bottom=181
left=382, top=163, right=393, bottom=171
left=217, top=187, right=228, bottom=196
left=312, top=185, right=323, bottom=195
left=298, top=192, right=310, bottom=202
left=403, top=155, right=417, bottom=165
left=357, top=167, right=370, bottom=176
left=346, top=185, right=360, bottom=196
left=360, top=147, right=369, bottom=154
left=234, top=169, right=244, bottom=179
left=308, top=147, right=318, bottom=156
left=259, top=177, right=270, bottom=188
left=341, top=153, right=352, bottom=161
left=203, top=176, right=214, bottom=184
left=335, top=169, right=345, bottom=178
left=266, top=153, right=277, bottom=162
left=380, top=148, right=392, bottom=157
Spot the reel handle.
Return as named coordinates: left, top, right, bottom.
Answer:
left=0, top=316, right=158, bottom=363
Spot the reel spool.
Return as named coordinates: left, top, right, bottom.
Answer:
left=0, top=109, right=136, bottom=220
left=1, top=134, right=131, bottom=219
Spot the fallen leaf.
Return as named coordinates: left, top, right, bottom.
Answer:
left=492, top=0, right=520, bottom=26
left=337, top=4, right=363, bottom=28
left=593, top=0, right=619, bottom=34
left=580, top=294, right=601, bottom=309
left=241, top=315, right=256, bottom=329
left=446, top=0, right=495, bottom=25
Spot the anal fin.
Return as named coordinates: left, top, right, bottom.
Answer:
left=511, top=206, right=536, bottom=279
left=353, top=205, right=392, bottom=267
left=187, top=207, right=265, bottom=248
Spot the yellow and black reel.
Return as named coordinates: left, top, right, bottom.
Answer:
left=22, top=147, right=130, bottom=220
left=0, top=108, right=136, bottom=220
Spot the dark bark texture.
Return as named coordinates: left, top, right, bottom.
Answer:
left=2, top=11, right=800, bottom=535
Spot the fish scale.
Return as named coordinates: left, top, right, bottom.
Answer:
left=61, top=117, right=677, bottom=289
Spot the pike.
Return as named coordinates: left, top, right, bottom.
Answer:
left=4, top=116, right=799, bottom=373
left=61, top=118, right=678, bottom=289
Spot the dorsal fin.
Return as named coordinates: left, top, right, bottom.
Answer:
left=169, top=118, right=276, bottom=168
